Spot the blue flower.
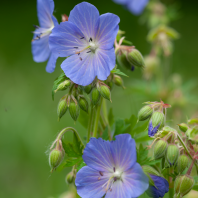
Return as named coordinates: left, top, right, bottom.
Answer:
left=113, top=0, right=149, bottom=15
left=49, top=2, right=120, bottom=86
left=75, top=134, right=149, bottom=198
left=32, top=0, right=58, bottom=73
left=148, top=121, right=160, bottom=137
left=147, top=175, right=169, bottom=198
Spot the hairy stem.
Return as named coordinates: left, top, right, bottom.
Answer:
left=87, top=104, right=94, bottom=143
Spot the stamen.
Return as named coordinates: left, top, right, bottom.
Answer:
left=98, top=177, right=101, bottom=180
left=80, top=37, right=84, bottom=39
left=87, top=50, right=91, bottom=53
left=33, top=25, right=39, bottom=29
left=114, top=177, right=117, bottom=181
left=113, top=167, right=116, bottom=172
left=79, top=57, right=82, bottom=61
left=74, top=47, right=78, bottom=49
left=89, top=37, right=93, bottom=42
left=105, top=176, right=114, bottom=192
left=75, top=46, right=91, bottom=55
left=99, top=171, right=103, bottom=176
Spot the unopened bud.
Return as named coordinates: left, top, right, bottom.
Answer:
left=154, top=140, right=168, bottom=159
left=151, top=111, right=164, bottom=128
left=127, top=49, right=145, bottom=68
left=55, top=80, right=71, bottom=92
left=166, top=144, right=179, bottom=166
left=57, top=97, right=67, bottom=121
left=69, top=100, right=80, bottom=121
left=188, top=118, right=198, bottom=125
left=174, top=175, right=194, bottom=197
left=113, top=75, right=125, bottom=89
left=117, top=51, right=133, bottom=71
left=138, top=105, right=153, bottom=121
left=91, top=88, right=101, bottom=105
left=98, top=85, right=111, bottom=102
left=78, top=97, right=88, bottom=112
left=49, top=149, right=64, bottom=171
left=178, top=123, right=188, bottom=132
left=84, top=84, right=92, bottom=94
left=66, top=172, right=75, bottom=184
left=177, top=155, right=189, bottom=173
left=107, top=81, right=114, bottom=91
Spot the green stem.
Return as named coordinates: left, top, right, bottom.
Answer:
left=87, top=104, right=94, bottom=143
left=169, top=188, right=174, bottom=198
left=102, top=99, right=109, bottom=125
left=93, top=99, right=103, bottom=138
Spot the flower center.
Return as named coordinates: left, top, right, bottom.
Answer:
left=89, top=41, right=97, bottom=52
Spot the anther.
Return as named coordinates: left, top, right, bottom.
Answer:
left=89, top=37, right=93, bottom=42
left=99, top=171, right=103, bottom=176
left=78, top=53, right=80, bottom=55
left=98, top=177, right=101, bottom=180
left=113, top=167, right=116, bottom=172
left=79, top=57, right=82, bottom=61
left=33, top=25, right=39, bottom=29
left=87, top=51, right=91, bottom=53
left=114, top=177, right=117, bottom=181
left=74, top=47, right=78, bottom=49
left=80, top=37, right=84, bottom=39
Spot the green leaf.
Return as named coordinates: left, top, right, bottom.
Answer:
left=73, top=129, right=84, bottom=155
left=63, top=157, right=83, bottom=167
left=111, top=69, right=128, bottom=77
left=62, top=142, right=80, bottom=157
left=76, top=161, right=86, bottom=172
left=108, top=108, right=114, bottom=127
left=113, top=119, right=131, bottom=137
left=102, top=126, right=109, bottom=140
left=52, top=72, right=67, bottom=100
left=125, top=115, right=138, bottom=134
left=134, top=131, right=152, bottom=143
left=193, top=184, right=198, bottom=191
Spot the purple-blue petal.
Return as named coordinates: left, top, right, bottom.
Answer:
left=75, top=166, right=109, bottom=198
left=45, top=53, right=58, bottom=73
left=113, top=0, right=128, bottom=4
left=37, top=0, right=55, bottom=28
left=110, top=134, right=136, bottom=171
left=49, top=21, right=86, bottom=57
left=94, top=48, right=115, bottom=81
left=95, top=13, right=120, bottom=50
left=32, top=34, right=50, bottom=62
left=82, top=138, right=115, bottom=172
left=69, top=2, right=100, bottom=40
left=127, top=0, right=149, bottom=15
left=148, top=121, right=160, bottom=137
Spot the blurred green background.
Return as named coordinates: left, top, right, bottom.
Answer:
left=0, top=0, right=198, bottom=197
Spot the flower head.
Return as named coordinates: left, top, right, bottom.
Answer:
left=75, top=134, right=149, bottom=198
left=147, top=175, right=169, bottom=198
left=32, top=0, right=58, bottom=73
left=113, top=0, right=149, bottom=15
left=49, top=2, right=120, bottom=86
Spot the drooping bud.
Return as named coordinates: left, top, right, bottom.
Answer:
left=174, top=175, right=194, bottom=197
left=49, top=148, right=64, bottom=172
left=127, top=49, right=145, bottom=68
left=66, top=172, right=75, bottom=184
left=57, top=97, right=68, bottom=121
left=98, top=85, right=111, bottom=102
left=78, top=96, right=88, bottom=112
left=91, top=88, right=101, bottom=105
left=178, top=123, right=188, bottom=132
left=117, top=51, right=133, bottom=71
left=166, top=144, right=179, bottom=166
left=151, top=111, right=164, bottom=128
left=69, top=100, right=80, bottom=121
left=113, top=75, right=125, bottom=89
left=84, top=84, right=92, bottom=94
left=188, top=118, right=198, bottom=125
left=154, top=140, right=168, bottom=159
left=177, top=155, right=189, bottom=173
left=55, top=80, right=71, bottom=93
left=138, top=105, right=153, bottom=121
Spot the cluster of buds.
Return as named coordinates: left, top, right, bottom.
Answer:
left=138, top=100, right=171, bottom=137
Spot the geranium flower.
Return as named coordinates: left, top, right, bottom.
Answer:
left=147, top=175, right=169, bottom=198
left=113, top=0, right=149, bottom=15
left=32, top=0, right=58, bottom=73
left=148, top=121, right=160, bottom=137
left=75, top=134, right=149, bottom=198
left=49, top=2, right=120, bottom=86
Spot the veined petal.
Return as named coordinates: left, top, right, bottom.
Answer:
left=127, top=0, right=149, bottom=15
left=94, top=48, right=116, bottom=81
left=69, top=2, right=100, bottom=40
left=49, top=21, right=86, bottom=57
left=95, top=13, right=120, bottom=50
left=82, top=138, right=115, bottom=172
left=110, top=134, right=136, bottom=171
left=45, top=53, right=58, bottom=73
left=61, top=52, right=96, bottom=86
left=75, top=166, right=110, bottom=198
left=37, top=0, right=54, bottom=28
left=52, top=15, right=59, bottom=26
left=32, top=34, right=50, bottom=62
left=123, top=163, right=149, bottom=197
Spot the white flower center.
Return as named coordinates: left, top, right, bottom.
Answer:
left=89, top=41, right=97, bottom=52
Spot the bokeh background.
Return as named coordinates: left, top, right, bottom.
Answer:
left=0, top=0, right=198, bottom=197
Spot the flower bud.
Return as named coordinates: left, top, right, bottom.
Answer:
left=69, top=100, right=80, bottom=121
left=57, top=97, right=67, bottom=121
left=177, top=155, right=189, bottom=173
left=113, top=75, right=125, bottom=89
left=55, top=80, right=71, bottom=92
left=117, top=51, right=133, bottom=71
left=49, top=149, right=64, bottom=171
left=154, top=140, right=168, bottom=159
left=178, top=123, right=188, bottom=132
left=138, top=105, right=153, bottom=121
left=78, top=96, right=88, bottom=112
left=174, top=175, right=194, bottom=197
left=91, top=88, right=101, bottom=105
left=188, top=118, right=198, bottom=125
left=127, top=49, right=145, bottom=68
left=84, top=84, right=92, bottom=94
left=66, top=172, right=75, bottom=184
left=166, top=144, right=179, bottom=166
left=98, top=85, right=111, bottom=102
left=107, top=81, right=114, bottom=91
left=151, top=111, right=164, bottom=128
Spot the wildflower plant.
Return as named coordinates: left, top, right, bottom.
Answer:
left=31, top=0, right=198, bottom=198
